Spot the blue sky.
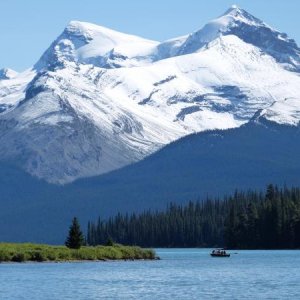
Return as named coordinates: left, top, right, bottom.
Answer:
left=1, top=0, right=299, bottom=71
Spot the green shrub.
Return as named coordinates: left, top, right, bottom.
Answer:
left=30, top=250, right=46, bottom=262
left=0, top=249, right=12, bottom=262
left=12, top=252, right=26, bottom=262
left=0, top=243, right=156, bottom=262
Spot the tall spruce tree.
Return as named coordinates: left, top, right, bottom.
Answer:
left=65, top=217, right=85, bottom=249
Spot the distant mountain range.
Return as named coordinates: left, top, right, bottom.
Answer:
left=0, top=6, right=300, bottom=243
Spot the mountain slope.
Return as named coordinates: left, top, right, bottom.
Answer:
left=0, top=6, right=299, bottom=185
left=1, top=6, right=300, bottom=183
left=0, top=121, right=300, bottom=243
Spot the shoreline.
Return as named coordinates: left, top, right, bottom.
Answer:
left=0, top=257, right=160, bottom=264
left=0, top=243, right=157, bottom=263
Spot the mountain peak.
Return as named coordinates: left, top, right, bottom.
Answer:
left=67, top=20, right=94, bottom=29
left=35, top=20, right=158, bottom=71
left=175, top=6, right=263, bottom=55
left=223, top=4, right=241, bottom=14
left=221, top=5, right=264, bottom=26
left=64, top=20, right=123, bottom=39
left=64, top=20, right=93, bottom=39
left=175, top=5, right=300, bottom=71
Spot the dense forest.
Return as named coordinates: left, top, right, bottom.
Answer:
left=87, top=185, right=300, bottom=249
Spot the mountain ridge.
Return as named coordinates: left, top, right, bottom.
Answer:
left=0, top=6, right=300, bottom=184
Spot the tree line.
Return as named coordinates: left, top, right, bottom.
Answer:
left=87, top=185, right=300, bottom=249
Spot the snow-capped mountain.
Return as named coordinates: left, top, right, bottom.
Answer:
left=1, top=5, right=300, bottom=184
left=168, top=5, right=300, bottom=71
left=35, top=21, right=159, bottom=70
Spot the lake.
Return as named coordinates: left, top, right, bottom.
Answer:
left=0, top=249, right=299, bottom=299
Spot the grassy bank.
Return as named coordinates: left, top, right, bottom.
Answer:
left=0, top=243, right=157, bottom=263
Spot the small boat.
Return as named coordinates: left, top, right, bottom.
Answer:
left=210, top=249, right=230, bottom=257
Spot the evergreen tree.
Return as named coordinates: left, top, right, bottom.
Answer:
left=86, top=185, right=300, bottom=249
left=105, top=237, right=114, bottom=246
left=65, top=217, right=85, bottom=249
left=224, top=204, right=237, bottom=248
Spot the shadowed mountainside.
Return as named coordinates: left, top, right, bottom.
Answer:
left=0, top=121, right=300, bottom=243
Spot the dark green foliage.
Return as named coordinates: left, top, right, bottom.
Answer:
left=11, top=252, right=26, bottom=262
left=225, top=185, right=300, bottom=249
left=65, top=217, right=85, bottom=249
left=87, top=200, right=227, bottom=247
left=105, top=237, right=114, bottom=246
left=87, top=186, right=300, bottom=249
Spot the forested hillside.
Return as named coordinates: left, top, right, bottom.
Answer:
left=87, top=185, right=300, bottom=249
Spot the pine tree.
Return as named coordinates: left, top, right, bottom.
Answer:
left=86, top=185, right=300, bottom=249
left=65, top=217, right=85, bottom=249
left=105, top=237, right=114, bottom=246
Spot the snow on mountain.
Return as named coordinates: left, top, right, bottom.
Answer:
left=257, top=97, right=300, bottom=126
left=169, top=5, right=300, bottom=71
left=35, top=21, right=158, bottom=70
left=0, top=68, right=18, bottom=80
left=0, top=6, right=300, bottom=184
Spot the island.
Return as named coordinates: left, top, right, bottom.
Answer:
left=0, top=243, right=157, bottom=263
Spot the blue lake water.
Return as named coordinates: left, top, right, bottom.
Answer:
left=0, top=249, right=300, bottom=299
